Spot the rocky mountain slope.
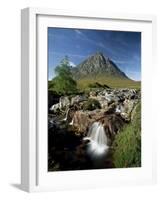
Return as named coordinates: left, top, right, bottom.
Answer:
left=71, top=52, right=129, bottom=80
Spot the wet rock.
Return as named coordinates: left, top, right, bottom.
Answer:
left=105, top=102, right=117, bottom=114
left=71, top=110, right=105, bottom=134
left=120, top=99, right=136, bottom=121
left=99, top=114, right=124, bottom=140
left=59, top=96, right=70, bottom=108
left=50, top=103, right=60, bottom=113
left=50, top=96, right=70, bottom=113
left=71, top=111, right=93, bottom=134
left=71, top=95, right=87, bottom=105
left=70, top=107, right=124, bottom=139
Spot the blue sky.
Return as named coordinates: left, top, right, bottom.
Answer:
left=48, top=28, right=141, bottom=81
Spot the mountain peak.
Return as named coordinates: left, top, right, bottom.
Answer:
left=71, top=52, right=129, bottom=80
left=94, top=51, right=104, bottom=57
left=90, top=51, right=107, bottom=60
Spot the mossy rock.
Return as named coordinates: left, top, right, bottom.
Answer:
left=83, top=98, right=101, bottom=111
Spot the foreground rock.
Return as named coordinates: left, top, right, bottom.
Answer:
left=50, top=94, right=87, bottom=113
left=70, top=109, right=124, bottom=141
left=71, top=109, right=104, bottom=134
left=49, top=88, right=140, bottom=138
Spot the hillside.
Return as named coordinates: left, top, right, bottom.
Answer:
left=71, top=52, right=140, bottom=89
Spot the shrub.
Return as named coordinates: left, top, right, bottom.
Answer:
left=49, top=57, right=78, bottom=95
left=112, top=102, right=141, bottom=168
left=83, top=98, right=101, bottom=111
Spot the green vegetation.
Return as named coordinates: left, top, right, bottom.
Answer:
left=83, top=98, right=101, bottom=111
left=77, top=76, right=141, bottom=90
left=49, top=57, right=77, bottom=95
left=112, top=102, right=141, bottom=168
left=88, top=82, right=110, bottom=89
left=48, top=80, right=55, bottom=90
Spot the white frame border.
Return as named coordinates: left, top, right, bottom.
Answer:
left=21, top=7, right=157, bottom=192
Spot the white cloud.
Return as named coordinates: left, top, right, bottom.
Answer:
left=69, top=61, right=76, bottom=67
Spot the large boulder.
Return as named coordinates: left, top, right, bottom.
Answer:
left=71, top=108, right=124, bottom=140
left=71, top=110, right=105, bottom=134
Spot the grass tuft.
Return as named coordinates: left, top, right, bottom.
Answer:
left=112, top=102, right=141, bottom=168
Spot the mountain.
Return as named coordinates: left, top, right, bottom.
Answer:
left=71, top=52, right=129, bottom=80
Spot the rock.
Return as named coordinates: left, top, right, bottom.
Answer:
left=89, top=95, right=108, bottom=109
left=50, top=103, right=60, bottom=113
left=99, top=114, right=124, bottom=140
left=50, top=96, right=70, bottom=113
left=50, top=88, right=140, bottom=114
left=115, top=104, right=123, bottom=114
left=89, top=90, right=117, bottom=109
left=71, top=111, right=93, bottom=134
left=116, top=99, right=136, bottom=121
left=50, top=88, right=140, bottom=135
left=71, top=95, right=87, bottom=105
left=59, top=96, right=70, bottom=109
left=89, top=91, right=97, bottom=98
left=105, top=102, right=117, bottom=114
left=98, top=98, right=109, bottom=109
left=71, top=107, right=124, bottom=140
left=104, top=93, right=119, bottom=103
left=71, top=110, right=105, bottom=134
left=82, top=98, right=101, bottom=111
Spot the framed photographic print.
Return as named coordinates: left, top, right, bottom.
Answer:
left=21, top=7, right=156, bottom=192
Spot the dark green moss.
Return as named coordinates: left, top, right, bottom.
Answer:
left=83, top=98, right=101, bottom=111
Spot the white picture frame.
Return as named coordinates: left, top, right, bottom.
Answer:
left=21, top=7, right=157, bottom=192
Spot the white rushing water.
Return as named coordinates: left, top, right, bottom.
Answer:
left=62, top=108, right=70, bottom=121
left=84, top=122, right=109, bottom=157
left=69, top=117, right=74, bottom=125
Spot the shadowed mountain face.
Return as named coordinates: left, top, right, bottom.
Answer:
left=71, top=52, right=129, bottom=80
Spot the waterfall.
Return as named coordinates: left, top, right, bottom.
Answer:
left=84, top=122, right=109, bottom=156
left=62, top=108, right=70, bottom=121
left=69, top=117, right=74, bottom=125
